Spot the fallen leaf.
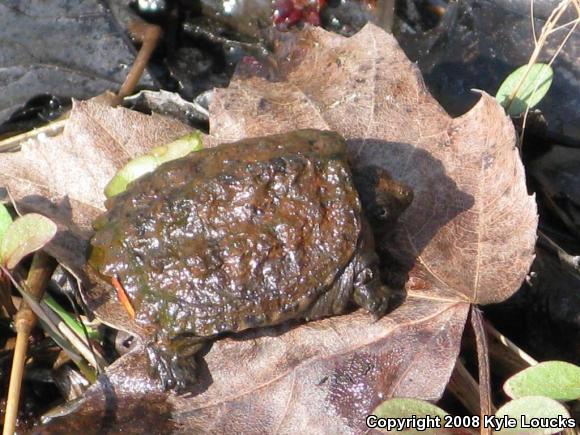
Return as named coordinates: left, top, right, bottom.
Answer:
left=209, top=24, right=537, bottom=305
left=0, top=99, right=193, bottom=269
left=38, top=299, right=469, bottom=434
left=124, top=89, right=209, bottom=127
left=12, top=24, right=536, bottom=434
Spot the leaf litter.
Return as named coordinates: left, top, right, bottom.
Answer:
left=0, top=99, right=193, bottom=270
left=0, top=24, right=537, bottom=433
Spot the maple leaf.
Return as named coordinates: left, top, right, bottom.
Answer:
left=4, top=24, right=536, bottom=434
left=209, top=24, right=538, bottom=306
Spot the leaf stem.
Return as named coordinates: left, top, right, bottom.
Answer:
left=43, top=294, right=99, bottom=340
left=471, top=306, right=492, bottom=435
left=3, top=251, right=56, bottom=435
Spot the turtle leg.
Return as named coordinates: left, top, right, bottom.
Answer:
left=351, top=220, right=392, bottom=318
left=352, top=249, right=391, bottom=318
left=146, top=335, right=206, bottom=392
left=305, top=216, right=392, bottom=321
left=303, top=260, right=356, bottom=321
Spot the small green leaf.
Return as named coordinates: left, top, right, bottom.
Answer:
left=0, top=203, right=13, bottom=243
left=496, top=63, right=553, bottom=116
left=151, top=131, right=203, bottom=164
left=504, top=361, right=580, bottom=401
left=105, top=132, right=204, bottom=198
left=373, top=398, right=448, bottom=434
left=104, top=155, right=158, bottom=198
left=495, top=396, right=571, bottom=434
left=0, top=214, right=57, bottom=268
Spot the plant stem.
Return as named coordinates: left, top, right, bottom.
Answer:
left=448, top=360, right=484, bottom=417
left=506, top=0, right=573, bottom=113
left=3, top=329, right=28, bottom=435
left=3, top=251, right=56, bottom=435
left=471, top=306, right=492, bottom=435
left=115, top=20, right=162, bottom=103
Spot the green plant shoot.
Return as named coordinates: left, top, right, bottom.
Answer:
left=105, top=131, right=203, bottom=198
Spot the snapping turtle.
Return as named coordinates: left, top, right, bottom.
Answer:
left=89, top=129, right=412, bottom=390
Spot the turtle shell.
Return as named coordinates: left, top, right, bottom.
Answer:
left=89, top=129, right=362, bottom=338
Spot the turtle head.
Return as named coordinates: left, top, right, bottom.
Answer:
left=352, top=166, right=413, bottom=229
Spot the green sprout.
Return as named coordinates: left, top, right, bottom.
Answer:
left=105, top=131, right=203, bottom=198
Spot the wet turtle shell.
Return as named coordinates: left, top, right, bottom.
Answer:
left=89, top=129, right=408, bottom=390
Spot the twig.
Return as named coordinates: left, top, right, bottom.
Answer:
left=0, top=118, right=67, bottom=153
left=115, top=21, right=162, bottom=104
left=3, top=251, right=56, bottom=435
left=538, top=230, right=580, bottom=274
left=448, top=359, right=493, bottom=417
left=507, top=0, right=571, bottom=110
left=2, top=266, right=102, bottom=374
left=471, top=306, right=492, bottom=435
left=484, top=321, right=538, bottom=367
left=530, top=0, right=538, bottom=44
left=0, top=19, right=161, bottom=154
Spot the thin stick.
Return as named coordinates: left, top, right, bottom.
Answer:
left=538, top=230, right=580, bottom=273
left=530, top=0, right=538, bottom=44
left=115, top=21, right=162, bottom=103
left=0, top=119, right=67, bottom=153
left=550, top=17, right=580, bottom=33
left=3, top=329, right=28, bottom=435
left=3, top=251, right=56, bottom=435
left=484, top=321, right=538, bottom=367
left=518, top=0, right=578, bottom=144
left=40, top=299, right=106, bottom=368
left=471, top=306, right=492, bottom=435
left=448, top=359, right=485, bottom=417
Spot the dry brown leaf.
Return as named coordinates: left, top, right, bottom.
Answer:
left=0, top=99, right=192, bottom=268
left=9, top=24, right=536, bottom=435
left=209, top=23, right=537, bottom=306
left=38, top=299, right=468, bottom=434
